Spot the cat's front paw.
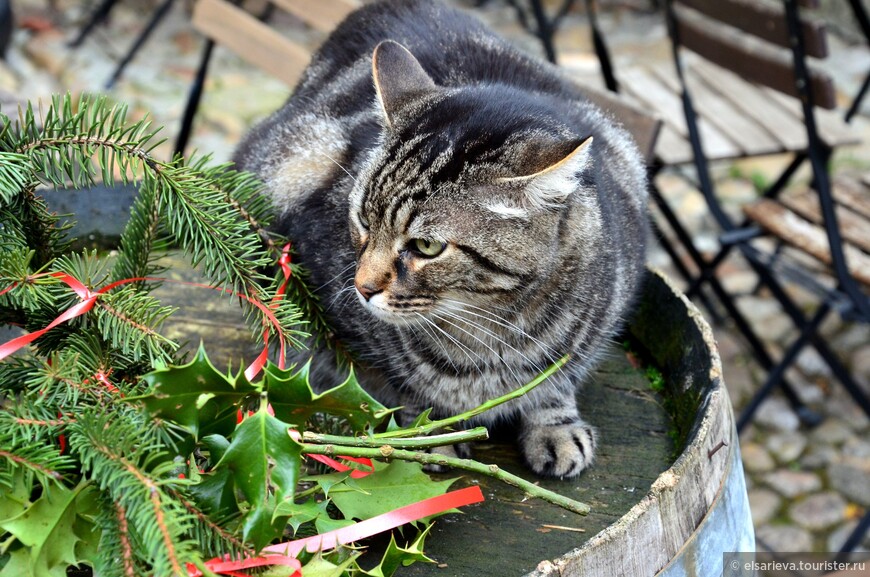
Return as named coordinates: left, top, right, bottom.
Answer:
left=520, top=422, right=597, bottom=478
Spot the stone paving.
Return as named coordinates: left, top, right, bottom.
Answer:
left=2, top=0, right=869, bottom=559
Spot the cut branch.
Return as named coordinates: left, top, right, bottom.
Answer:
left=300, top=443, right=590, bottom=516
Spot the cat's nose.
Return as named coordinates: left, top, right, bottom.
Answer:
left=355, top=281, right=383, bottom=301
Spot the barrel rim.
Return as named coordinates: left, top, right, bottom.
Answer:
left=529, top=267, right=736, bottom=576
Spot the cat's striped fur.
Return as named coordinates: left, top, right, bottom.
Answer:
left=234, top=0, right=649, bottom=478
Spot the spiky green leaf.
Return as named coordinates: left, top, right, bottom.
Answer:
left=328, top=461, right=458, bottom=523
left=265, top=362, right=389, bottom=430
left=215, top=401, right=302, bottom=549
left=136, top=346, right=256, bottom=439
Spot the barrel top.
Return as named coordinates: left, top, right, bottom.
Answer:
left=154, top=260, right=736, bottom=576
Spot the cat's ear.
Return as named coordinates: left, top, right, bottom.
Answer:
left=497, top=136, right=593, bottom=209
left=372, top=40, right=437, bottom=127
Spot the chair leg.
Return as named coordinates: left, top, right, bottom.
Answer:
left=738, top=244, right=869, bottom=422
left=834, top=509, right=870, bottom=559
left=174, top=39, right=216, bottom=159
left=528, top=0, right=557, bottom=63
left=844, top=0, right=870, bottom=124
left=104, top=0, right=175, bottom=89
left=68, top=0, right=120, bottom=48
left=736, top=302, right=830, bottom=432
left=649, top=183, right=727, bottom=321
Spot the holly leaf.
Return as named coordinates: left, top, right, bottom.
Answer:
left=0, top=469, right=32, bottom=523
left=0, top=548, right=39, bottom=577
left=272, top=498, right=330, bottom=533
left=134, top=345, right=256, bottom=439
left=264, top=362, right=390, bottom=430
left=362, top=525, right=435, bottom=577
left=187, top=434, right=238, bottom=518
left=215, top=401, right=301, bottom=549
left=72, top=485, right=101, bottom=567
left=0, top=482, right=84, bottom=577
left=328, top=461, right=458, bottom=522
left=301, top=471, right=364, bottom=499
left=314, top=515, right=355, bottom=534
left=295, top=553, right=360, bottom=577
left=187, top=468, right=238, bottom=519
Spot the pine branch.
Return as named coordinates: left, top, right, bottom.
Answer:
left=94, top=287, right=177, bottom=363
left=0, top=151, right=34, bottom=204
left=169, top=488, right=254, bottom=560
left=114, top=501, right=138, bottom=577
left=0, top=425, right=72, bottom=488
left=94, top=494, right=148, bottom=577
left=111, top=181, right=169, bottom=289
left=69, top=410, right=199, bottom=576
left=8, top=95, right=160, bottom=190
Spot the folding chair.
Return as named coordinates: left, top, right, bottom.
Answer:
left=607, top=0, right=870, bottom=433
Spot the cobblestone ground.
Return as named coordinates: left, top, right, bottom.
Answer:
left=3, top=0, right=869, bottom=558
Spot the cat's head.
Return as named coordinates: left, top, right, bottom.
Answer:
left=349, top=40, right=597, bottom=325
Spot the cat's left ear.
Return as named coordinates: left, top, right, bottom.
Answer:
left=372, top=40, right=437, bottom=127
left=497, top=136, right=594, bottom=209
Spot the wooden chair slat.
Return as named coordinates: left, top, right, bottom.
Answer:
left=268, top=0, right=360, bottom=33
left=835, top=175, right=870, bottom=221
left=193, top=0, right=310, bottom=87
left=676, top=0, right=828, bottom=58
left=690, top=59, right=809, bottom=150
left=743, top=199, right=870, bottom=287
left=655, top=124, right=695, bottom=165
left=647, top=62, right=782, bottom=157
left=761, top=87, right=860, bottom=147
left=619, top=67, right=737, bottom=160
left=674, top=5, right=836, bottom=109
left=780, top=190, right=870, bottom=253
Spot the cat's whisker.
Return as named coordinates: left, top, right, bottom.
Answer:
left=414, top=312, right=484, bottom=376
left=429, top=312, right=525, bottom=386
left=317, top=151, right=358, bottom=184
left=409, top=316, right=462, bottom=376
left=315, top=262, right=356, bottom=292
left=434, top=308, right=546, bottom=374
left=439, top=299, right=560, bottom=362
left=326, top=282, right=358, bottom=312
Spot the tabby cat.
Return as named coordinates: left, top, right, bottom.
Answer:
left=234, top=0, right=649, bottom=478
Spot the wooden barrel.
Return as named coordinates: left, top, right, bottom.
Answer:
left=529, top=269, right=755, bottom=576
left=154, top=262, right=754, bottom=576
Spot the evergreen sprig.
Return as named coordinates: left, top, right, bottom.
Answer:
left=0, top=94, right=309, bottom=575
left=68, top=410, right=199, bottom=576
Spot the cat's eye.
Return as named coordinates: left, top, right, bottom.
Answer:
left=358, top=213, right=370, bottom=231
left=411, top=238, right=446, bottom=257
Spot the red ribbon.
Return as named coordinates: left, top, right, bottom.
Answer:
left=287, top=430, right=375, bottom=479
left=243, top=243, right=292, bottom=381
left=186, top=554, right=301, bottom=577
left=0, top=244, right=294, bottom=381
left=265, top=486, right=485, bottom=557
left=0, top=272, right=100, bottom=360
left=306, top=453, right=374, bottom=478
left=187, top=485, right=484, bottom=576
